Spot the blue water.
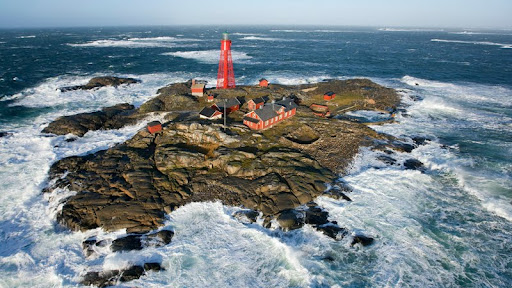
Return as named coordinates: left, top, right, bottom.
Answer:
left=0, top=26, right=511, bottom=287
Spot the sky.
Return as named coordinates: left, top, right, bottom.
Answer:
left=0, top=0, right=511, bottom=29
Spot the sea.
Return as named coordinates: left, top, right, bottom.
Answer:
left=0, top=26, right=511, bottom=287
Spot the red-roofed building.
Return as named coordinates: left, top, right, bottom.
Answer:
left=247, top=97, right=265, bottom=110
left=259, top=78, right=269, bottom=87
left=323, top=91, right=336, bottom=100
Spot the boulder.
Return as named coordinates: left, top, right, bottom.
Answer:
left=277, top=209, right=305, bottom=231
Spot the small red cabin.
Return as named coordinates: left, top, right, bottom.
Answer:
left=247, top=97, right=265, bottom=110
left=207, top=93, right=215, bottom=102
left=323, top=91, right=336, bottom=101
left=147, top=121, right=162, bottom=134
left=259, top=78, right=269, bottom=87
left=191, top=79, right=206, bottom=97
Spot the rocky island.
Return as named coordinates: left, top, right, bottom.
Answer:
left=42, top=77, right=414, bottom=286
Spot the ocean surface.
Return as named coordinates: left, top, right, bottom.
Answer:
left=0, top=26, right=511, bottom=287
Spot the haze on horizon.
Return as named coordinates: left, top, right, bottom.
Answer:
left=0, top=0, right=511, bottom=29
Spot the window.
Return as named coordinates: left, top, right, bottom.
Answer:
left=279, top=115, right=282, bottom=120
left=271, top=119, right=273, bottom=124
left=265, top=120, right=268, bottom=126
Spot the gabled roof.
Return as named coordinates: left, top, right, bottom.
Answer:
left=243, top=116, right=260, bottom=124
left=324, top=91, right=335, bottom=96
left=259, top=78, right=268, bottom=82
left=217, top=98, right=241, bottom=109
left=192, top=83, right=205, bottom=89
left=147, top=121, right=162, bottom=127
left=199, top=106, right=221, bottom=118
left=254, top=105, right=279, bottom=121
left=249, top=97, right=265, bottom=104
left=276, top=98, right=298, bottom=112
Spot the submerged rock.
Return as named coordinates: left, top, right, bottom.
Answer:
left=60, top=76, right=140, bottom=92
left=81, top=262, right=162, bottom=287
left=317, top=223, right=348, bottom=240
left=233, top=209, right=260, bottom=224
left=351, top=234, right=375, bottom=246
left=404, top=158, right=425, bottom=171
left=83, top=229, right=174, bottom=257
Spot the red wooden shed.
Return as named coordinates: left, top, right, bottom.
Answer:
left=323, top=91, right=336, bottom=100
left=147, top=121, right=162, bottom=134
left=259, top=78, right=269, bottom=87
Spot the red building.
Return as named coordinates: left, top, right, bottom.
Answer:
left=147, top=121, right=162, bottom=134
left=191, top=79, right=206, bottom=97
left=323, top=91, right=336, bottom=100
left=247, top=97, right=265, bottom=110
left=213, top=98, right=241, bottom=114
left=243, top=98, right=298, bottom=130
left=207, top=93, right=215, bottom=102
left=259, top=78, right=269, bottom=87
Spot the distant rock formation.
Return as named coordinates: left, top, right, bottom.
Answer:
left=59, top=76, right=140, bottom=92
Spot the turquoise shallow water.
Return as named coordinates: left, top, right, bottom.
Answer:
left=0, top=26, right=511, bottom=287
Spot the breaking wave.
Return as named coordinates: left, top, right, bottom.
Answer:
left=67, top=36, right=200, bottom=48
left=431, top=39, right=512, bottom=49
left=162, top=50, right=253, bottom=64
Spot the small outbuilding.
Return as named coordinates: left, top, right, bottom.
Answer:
left=259, top=78, right=269, bottom=87
left=323, top=91, right=336, bottom=101
left=147, top=121, right=163, bottom=134
left=310, top=104, right=331, bottom=118
left=199, top=106, right=223, bottom=120
left=247, top=97, right=265, bottom=110
left=207, top=93, right=215, bottom=102
left=191, top=79, right=206, bottom=97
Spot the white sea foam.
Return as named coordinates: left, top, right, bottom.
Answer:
left=67, top=36, right=199, bottom=48
left=6, top=73, right=189, bottom=108
left=379, top=28, right=444, bottom=32
left=241, top=36, right=282, bottom=41
left=431, top=38, right=512, bottom=49
left=16, top=35, right=36, bottom=39
left=162, top=50, right=252, bottom=64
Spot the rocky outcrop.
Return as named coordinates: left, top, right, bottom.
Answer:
left=42, top=103, right=137, bottom=136
left=44, top=79, right=401, bottom=234
left=81, top=263, right=163, bottom=288
left=60, top=76, right=140, bottom=92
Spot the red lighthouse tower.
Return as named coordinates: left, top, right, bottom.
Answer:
left=216, top=32, right=236, bottom=89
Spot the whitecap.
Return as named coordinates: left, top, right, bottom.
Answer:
left=67, top=36, right=200, bottom=48
left=241, top=36, right=282, bottom=41
left=16, top=35, right=36, bottom=39
left=162, top=50, right=252, bottom=64
left=431, top=38, right=512, bottom=49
